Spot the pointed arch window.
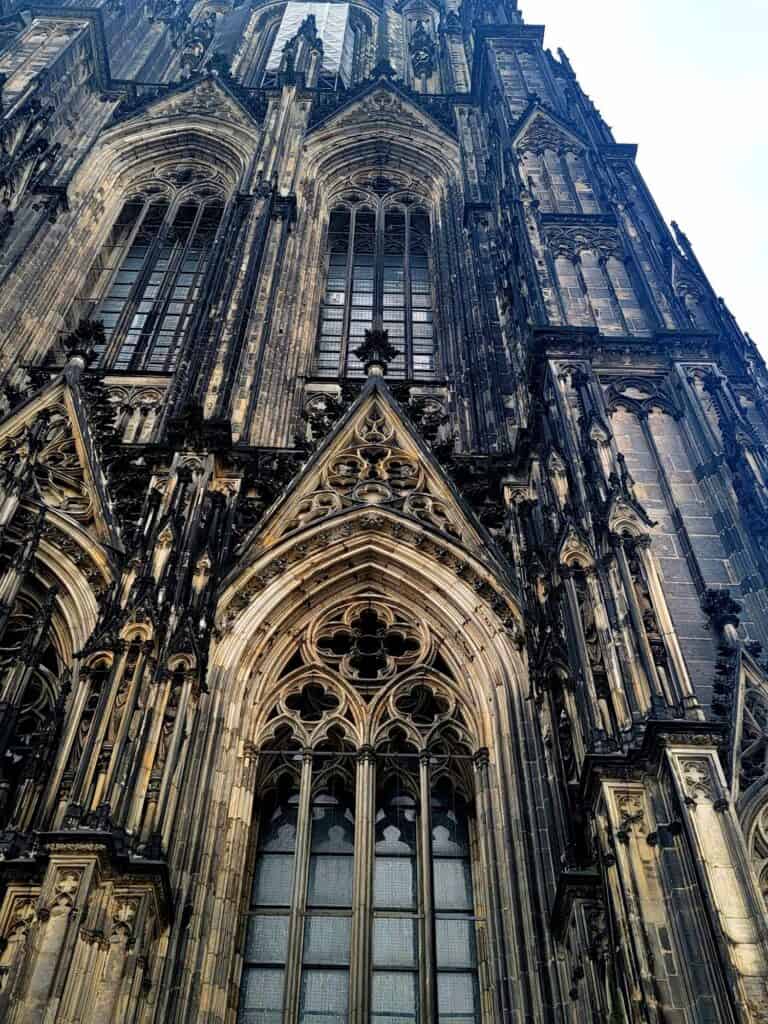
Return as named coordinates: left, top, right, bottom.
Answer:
left=316, top=192, right=436, bottom=380
left=239, top=746, right=482, bottom=1023
left=89, top=188, right=224, bottom=373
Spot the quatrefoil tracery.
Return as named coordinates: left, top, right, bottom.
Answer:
left=308, top=599, right=427, bottom=691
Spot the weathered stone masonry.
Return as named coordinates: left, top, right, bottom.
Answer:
left=0, top=0, right=767, bottom=1020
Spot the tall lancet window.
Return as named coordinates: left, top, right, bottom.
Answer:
left=89, top=187, right=223, bottom=372
left=316, top=190, right=436, bottom=380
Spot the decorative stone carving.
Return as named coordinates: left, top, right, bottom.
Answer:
left=680, top=758, right=715, bottom=804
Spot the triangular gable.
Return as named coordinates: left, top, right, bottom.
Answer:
left=236, top=378, right=510, bottom=577
left=117, top=74, right=261, bottom=133
left=0, top=374, right=121, bottom=551
left=512, top=104, right=588, bottom=153
left=307, top=76, right=457, bottom=142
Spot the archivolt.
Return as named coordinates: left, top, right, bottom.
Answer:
left=213, top=513, right=525, bottom=755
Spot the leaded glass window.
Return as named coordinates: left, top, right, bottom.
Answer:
left=90, top=189, right=223, bottom=372
left=241, top=790, right=299, bottom=1024
left=238, top=756, right=482, bottom=1024
left=316, top=191, right=436, bottom=380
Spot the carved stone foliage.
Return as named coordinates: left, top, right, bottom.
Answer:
left=680, top=758, right=716, bottom=804
left=0, top=407, right=93, bottom=523
left=280, top=398, right=462, bottom=541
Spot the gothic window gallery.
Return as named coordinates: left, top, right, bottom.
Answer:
left=87, top=185, right=224, bottom=372
left=316, top=190, right=436, bottom=380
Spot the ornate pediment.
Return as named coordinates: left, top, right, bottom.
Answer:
left=512, top=107, right=587, bottom=155
left=310, top=79, right=455, bottom=141
left=238, top=379, right=504, bottom=569
left=119, top=76, right=261, bottom=132
left=0, top=377, right=118, bottom=549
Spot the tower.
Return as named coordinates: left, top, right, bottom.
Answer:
left=0, top=0, right=767, bottom=1019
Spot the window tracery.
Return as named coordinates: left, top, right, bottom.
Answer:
left=87, top=180, right=225, bottom=373
left=238, top=596, right=483, bottom=1023
left=316, top=187, right=436, bottom=380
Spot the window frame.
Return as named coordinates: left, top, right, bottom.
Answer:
left=316, top=189, right=438, bottom=381
left=239, top=749, right=484, bottom=1024
left=89, top=186, right=225, bottom=374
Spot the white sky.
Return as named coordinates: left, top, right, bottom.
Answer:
left=521, top=0, right=768, bottom=352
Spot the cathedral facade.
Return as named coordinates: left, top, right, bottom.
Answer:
left=0, top=0, right=767, bottom=1020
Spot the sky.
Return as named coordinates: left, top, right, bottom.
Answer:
left=521, top=0, right=768, bottom=351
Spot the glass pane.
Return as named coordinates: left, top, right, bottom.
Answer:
left=373, top=917, right=417, bottom=967
left=433, top=860, right=473, bottom=912
left=307, top=855, right=353, bottom=907
left=298, top=967, right=348, bottom=1024
left=372, top=971, right=418, bottom=1024
left=311, top=803, right=355, bottom=852
left=303, top=916, right=351, bottom=965
left=436, top=917, right=476, bottom=969
left=244, top=915, right=289, bottom=964
left=374, top=857, right=416, bottom=909
left=252, top=855, right=294, bottom=906
left=238, top=966, right=284, bottom=1023
left=431, top=806, right=470, bottom=856
left=437, top=972, right=480, bottom=1024
left=260, top=803, right=298, bottom=851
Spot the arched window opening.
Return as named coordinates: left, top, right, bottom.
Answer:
left=241, top=783, right=300, bottom=1024
left=239, top=730, right=483, bottom=1021
left=317, top=191, right=436, bottom=380
left=89, top=188, right=224, bottom=373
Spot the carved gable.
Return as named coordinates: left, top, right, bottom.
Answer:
left=513, top=108, right=585, bottom=154
left=242, top=380, right=502, bottom=566
left=0, top=378, right=118, bottom=548
left=129, top=76, right=259, bottom=132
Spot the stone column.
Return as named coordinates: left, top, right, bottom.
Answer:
left=666, top=745, right=768, bottom=1020
left=350, top=746, right=374, bottom=1024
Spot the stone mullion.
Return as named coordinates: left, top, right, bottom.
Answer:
left=561, top=571, right=608, bottom=742
left=472, top=749, right=507, bottom=1024
left=633, top=537, right=698, bottom=712
left=418, top=751, right=437, bottom=1024
left=349, top=746, right=374, bottom=1024
left=599, top=253, right=631, bottom=334
left=557, top=148, right=581, bottom=212
left=600, top=549, right=650, bottom=719
left=69, top=648, right=127, bottom=813
left=283, top=750, right=313, bottom=1024
left=612, top=535, right=663, bottom=712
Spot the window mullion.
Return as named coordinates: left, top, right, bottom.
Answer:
left=419, top=752, right=438, bottom=1024
left=340, top=206, right=356, bottom=375
left=374, top=203, right=384, bottom=330
left=350, top=747, right=375, bottom=1024
left=404, top=209, right=413, bottom=377
left=157, top=201, right=207, bottom=373
left=135, top=201, right=197, bottom=372
left=283, top=751, right=314, bottom=1024
left=102, top=200, right=157, bottom=368
left=129, top=204, right=182, bottom=372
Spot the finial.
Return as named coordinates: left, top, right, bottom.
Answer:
left=353, top=323, right=399, bottom=377
left=61, top=318, right=104, bottom=380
